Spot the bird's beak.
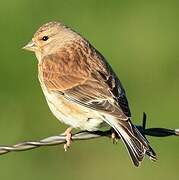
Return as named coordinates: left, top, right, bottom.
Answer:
left=22, top=40, right=37, bottom=52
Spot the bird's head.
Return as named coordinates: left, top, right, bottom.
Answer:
left=23, top=21, right=77, bottom=57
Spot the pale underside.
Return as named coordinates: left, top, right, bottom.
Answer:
left=41, top=81, right=110, bottom=131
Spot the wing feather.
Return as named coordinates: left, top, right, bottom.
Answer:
left=39, top=47, right=131, bottom=120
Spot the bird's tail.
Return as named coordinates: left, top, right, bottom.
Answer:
left=108, top=118, right=157, bottom=166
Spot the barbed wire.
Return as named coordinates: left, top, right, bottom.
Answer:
left=0, top=113, right=178, bottom=155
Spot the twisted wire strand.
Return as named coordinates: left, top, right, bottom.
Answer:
left=0, top=113, right=178, bottom=155
left=0, top=131, right=102, bottom=155
left=0, top=127, right=178, bottom=155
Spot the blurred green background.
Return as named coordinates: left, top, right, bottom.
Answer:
left=0, top=0, right=178, bottom=179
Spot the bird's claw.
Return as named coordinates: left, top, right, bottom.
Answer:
left=111, top=132, right=118, bottom=144
left=63, top=127, right=72, bottom=151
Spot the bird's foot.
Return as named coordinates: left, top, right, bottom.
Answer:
left=63, top=127, right=73, bottom=151
left=111, top=131, right=118, bottom=144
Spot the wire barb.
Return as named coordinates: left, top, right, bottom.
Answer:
left=0, top=114, right=178, bottom=155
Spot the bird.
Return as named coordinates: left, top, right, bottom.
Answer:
left=23, top=21, right=156, bottom=166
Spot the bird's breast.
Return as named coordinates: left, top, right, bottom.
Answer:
left=38, top=71, right=108, bottom=131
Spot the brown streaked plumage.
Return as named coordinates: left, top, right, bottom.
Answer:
left=23, top=21, right=156, bottom=166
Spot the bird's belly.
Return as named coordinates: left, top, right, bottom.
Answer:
left=43, top=89, right=108, bottom=131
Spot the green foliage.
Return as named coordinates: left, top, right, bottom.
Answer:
left=0, top=0, right=178, bottom=179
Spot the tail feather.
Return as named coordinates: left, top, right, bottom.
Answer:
left=105, top=117, right=157, bottom=166
left=123, top=123, right=156, bottom=166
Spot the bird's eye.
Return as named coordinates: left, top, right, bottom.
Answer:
left=42, top=36, right=49, bottom=41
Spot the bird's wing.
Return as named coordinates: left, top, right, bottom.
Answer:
left=40, top=47, right=131, bottom=120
